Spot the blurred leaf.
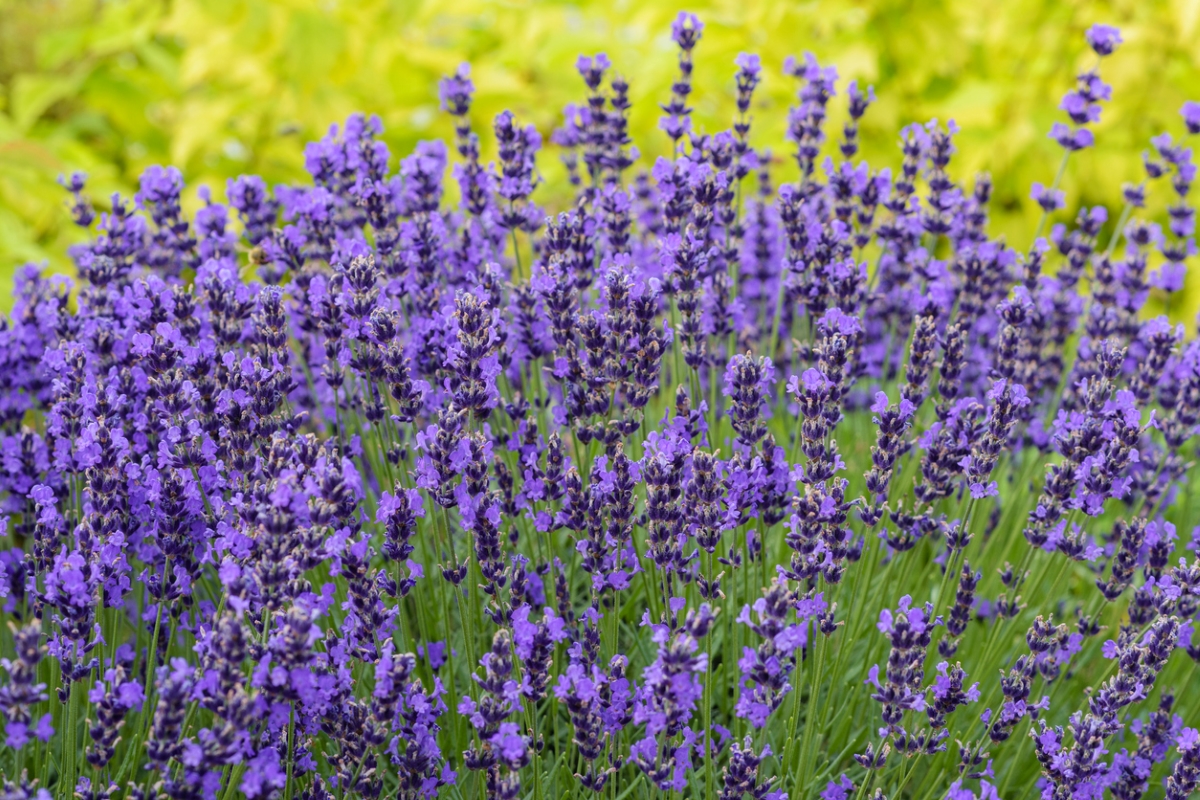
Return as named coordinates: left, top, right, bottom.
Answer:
left=36, top=27, right=89, bottom=71
left=11, top=69, right=85, bottom=132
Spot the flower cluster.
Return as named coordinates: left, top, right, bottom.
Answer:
left=1, top=14, right=1199, bottom=800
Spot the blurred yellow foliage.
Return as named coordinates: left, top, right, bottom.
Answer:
left=1, top=0, right=1198, bottom=313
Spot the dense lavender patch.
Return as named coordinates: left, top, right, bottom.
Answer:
left=2, top=15, right=1200, bottom=800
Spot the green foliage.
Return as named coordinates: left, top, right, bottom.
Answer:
left=1, top=0, right=1198, bottom=312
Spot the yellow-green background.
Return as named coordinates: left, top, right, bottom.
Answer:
left=2, top=0, right=1198, bottom=315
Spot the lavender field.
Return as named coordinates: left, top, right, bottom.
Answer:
left=1, top=14, right=1199, bottom=800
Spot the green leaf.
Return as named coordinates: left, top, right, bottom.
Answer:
left=10, top=70, right=83, bottom=132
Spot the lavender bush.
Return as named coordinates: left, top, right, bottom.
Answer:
left=2, top=14, right=1200, bottom=800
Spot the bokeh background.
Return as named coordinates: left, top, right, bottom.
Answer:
left=1, top=0, right=1198, bottom=314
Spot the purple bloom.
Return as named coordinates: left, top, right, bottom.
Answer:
left=1183, top=100, right=1200, bottom=135
left=1027, top=183, right=1065, bottom=211
left=1050, top=122, right=1095, bottom=151
left=1085, top=24, right=1123, bottom=56
left=671, top=12, right=704, bottom=50
left=823, top=775, right=855, bottom=800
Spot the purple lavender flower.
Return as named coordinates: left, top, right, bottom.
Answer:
left=734, top=580, right=808, bottom=727
left=660, top=12, right=705, bottom=148
left=724, top=353, right=775, bottom=452
left=1085, top=24, right=1123, bottom=57
left=1183, top=100, right=1200, bottom=135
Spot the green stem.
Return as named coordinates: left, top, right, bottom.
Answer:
left=1031, top=151, right=1071, bottom=246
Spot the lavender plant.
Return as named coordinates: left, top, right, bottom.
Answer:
left=2, top=15, right=1200, bottom=800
